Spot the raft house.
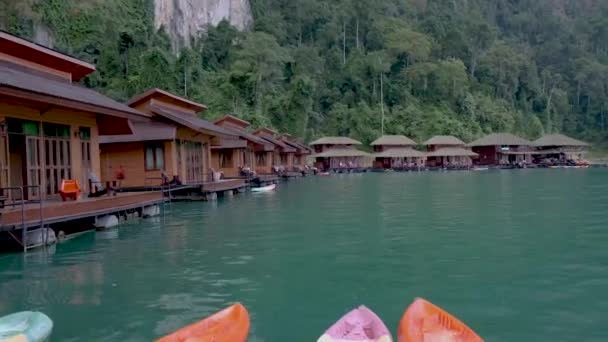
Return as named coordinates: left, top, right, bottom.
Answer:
left=99, top=89, right=248, bottom=201
left=467, top=133, right=533, bottom=167
left=371, top=135, right=426, bottom=171
left=423, top=135, right=477, bottom=169
left=532, top=134, right=590, bottom=167
left=310, top=137, right=370, bottom=172
left=253, top=128, right=300, bottom=178
left=0, top=31, right=165, bottom=251
left=211, top=114, right=278, bottom=185
left=279, top=134, right=313, bottom=174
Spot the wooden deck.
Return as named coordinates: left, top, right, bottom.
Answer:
left=0, top=192, right=163, bottom=230
left=201, top=179, right=246, bottom=193
left=280, top=171, right=302, bottom=178
left=256, top=174, right=279, bottom=183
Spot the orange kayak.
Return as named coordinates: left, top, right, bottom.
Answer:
left=156, top=303, right=250, bottom=342
left=398, top=298, right=483, bottom=342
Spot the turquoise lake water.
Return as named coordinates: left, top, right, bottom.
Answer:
left=1, top=169, right=607, bottom=341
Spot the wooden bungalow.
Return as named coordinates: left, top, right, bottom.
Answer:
left=371, top=135, right=425, bottom=169
left=253, top=128, right=296, bottom=171
left=310, top=137, right=369, bottom=170
left=467, top=133, right=532, bottom=166
left=211, top=114, right=274, bottom=176
left=279, top=134, right=311, bottom=170
left=424, top=135, right=477, bottom=168
left=532, top=133, right=590, bottom=164
left=99, top=89, right=235, bottom=188
left=0, top=31, right=148, bottom=201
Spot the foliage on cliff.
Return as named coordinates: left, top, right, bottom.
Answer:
left=2, top=0, right=608, bottom=144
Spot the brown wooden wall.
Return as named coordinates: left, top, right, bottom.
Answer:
left=0, top=100, right=100, bottom=198
left=211, top=148, right=244, bottom=178
left=100, top=141, right=174, bottom=188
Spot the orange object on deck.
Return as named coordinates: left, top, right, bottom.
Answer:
left=156, top=303, right=250, bottom=342
left=59, top=180, right=81, bottom=201
left=398, top=298, right=483, bottom=342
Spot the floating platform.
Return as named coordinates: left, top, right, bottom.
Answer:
left=0, top=192, right=165, bottom=252
left=0, top=192, right=164, bottom=230
left=280, top=171, right=303, bottom=179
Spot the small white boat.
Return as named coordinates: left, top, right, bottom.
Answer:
left=473, top=167, right=489, bottom=171
left=0, top=311, right=53, bottom=342
left=251, top=184, right=276, bottom=192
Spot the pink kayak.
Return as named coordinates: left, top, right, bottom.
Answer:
left=318, top=306, right=393, bottom=342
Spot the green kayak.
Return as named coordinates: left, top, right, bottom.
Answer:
left=0, top=312, right=52, bottom=342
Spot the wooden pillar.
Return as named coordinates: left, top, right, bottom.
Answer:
left=90, top=125, right=101, bottom=184
left=167, top=140, right=178, bottom=177
left=179, top=140, right=186, bottom=182
left=70, top=124, right=83, bottom=191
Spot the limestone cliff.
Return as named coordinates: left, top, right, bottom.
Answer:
left=154, top=0, right=252, bottom=50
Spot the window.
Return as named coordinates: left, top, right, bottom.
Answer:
left=145, top=144, right=165, bottom=170
left=219, top=150, right=233, bottom=168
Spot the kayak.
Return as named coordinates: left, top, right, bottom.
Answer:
left=251, top=183, right=276, bottom=192
left=398, top=298, right=483, bottom=342
left=0, top=311, right=53, bottom=342
left=156, top=303, right=249, bottom=342
left=318, top=305, right=392, bottom=342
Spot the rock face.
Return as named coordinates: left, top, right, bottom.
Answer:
left=154, top=0, right=252, bottom=50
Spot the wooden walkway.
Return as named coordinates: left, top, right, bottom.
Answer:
left=201, top=179, right=246, bottom=193
left=0, top=192, right=163, bottom=230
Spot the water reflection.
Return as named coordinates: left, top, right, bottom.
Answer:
left=0, top=171, right=607, bottom=341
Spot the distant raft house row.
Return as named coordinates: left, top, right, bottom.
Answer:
left=0, top=30, right=312, bottom=203
left=0, top=30, right=317, bottom=250
left=309, top=133, right=590, bottom=171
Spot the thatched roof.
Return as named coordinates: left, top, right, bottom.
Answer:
left=423, top=135, right=465, bottom=146
left=314, top=147, right=369, bottom=158
left=373, top=147, right=425, bottom=158
left=309, top=137, right=362, bottom=146
left=467, top=133, right=531, bottom=147
left=426, top=147, right=478, bottom=157
left=371, top=135, right=417, bottom=146
left=533, top=134, right=590, bottom=147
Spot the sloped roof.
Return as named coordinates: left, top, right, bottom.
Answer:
left=211, top=137, right=248, bottom=149
left=1, top=31, right=95, bottom=81
left=281, top=138, right=309, bottom=154
left=0, top=62, right=149, bottom=121
left=467, top=133, right=531, bottom=147
left=257, top=135, right=296, bottom=153
left=423, top=135, right=465, bottom=146
left=426, top=147, right=478, bottom=157
left=214, top=114, right=251, bottom=129
left=128, top=88, right=207, bottom=112
left=373, top=147, right=425, bottom=158
left=99, top=122, right=176, bottom=144
left=218, top=125, right=272, bottom=147
left=149, top=104, right=235, bottom=137
left=309, top=137, right=362, bottom=146
left=314, top=147, right=369, bottom=158
left=371, top=135, right=417, bottom=146
left=533, top=134, right=590, bottom=147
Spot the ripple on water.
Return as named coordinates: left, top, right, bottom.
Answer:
left=0, top=171, right=607, bottom=342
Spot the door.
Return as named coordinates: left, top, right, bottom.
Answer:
left=184, top=141, right=203, bottom=184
